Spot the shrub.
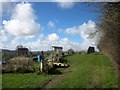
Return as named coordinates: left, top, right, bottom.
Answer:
left=2, top=56, right=35, bottom=73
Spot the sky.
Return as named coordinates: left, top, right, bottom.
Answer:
left=0, top=0, right=103, bottom=51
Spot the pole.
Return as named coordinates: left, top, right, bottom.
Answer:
left=40, top=60, right=43, bottom=72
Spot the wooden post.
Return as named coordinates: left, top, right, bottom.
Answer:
left=40, top=60, right=43, bottom=72
left=40, top=51, right=44, bottom=72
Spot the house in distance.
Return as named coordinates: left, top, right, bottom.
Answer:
left=16, top=45, right=29, bottom=56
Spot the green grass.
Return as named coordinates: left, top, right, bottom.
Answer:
left=51, top=54, right=118, bottom=88
left=2, top=61, right=65, bottom=88
left=2, top=73, right=54, bottom=88
left=2, top=54, right=118, bottom=88
left=2, top=62, right=55, bottom=88
left=0, top=74, right=2, bottom=89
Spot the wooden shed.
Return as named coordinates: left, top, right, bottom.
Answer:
left=87, top=46, right=95, bottom=54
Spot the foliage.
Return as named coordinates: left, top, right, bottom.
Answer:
left=2, top=53, right=16, bottom=61
left=2, top=56, right=35, bottom=73
left=98, top=2, right=119, bottom=70
left=67, top=49, right=75, bottom=55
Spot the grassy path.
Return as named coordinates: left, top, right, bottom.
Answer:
left=43, top=54, right=118, bottom=88
left=2, top=54, right=118, bottom=88
left=42, top=68, right=70, bottom=88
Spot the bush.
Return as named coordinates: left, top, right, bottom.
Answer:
left=2, top=56, right=35, bottom=73
left=98, top=3, right=119, bottom=71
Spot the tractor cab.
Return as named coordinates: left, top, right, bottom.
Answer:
left=42, top=46, right=69, bottom=73
left=52, top=46, right=63, bottom=63
left=51, top=46, right=68, bottom=68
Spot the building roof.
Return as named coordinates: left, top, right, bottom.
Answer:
left=52, top=46, right=63, bottom=49
left=17, top=48, right=29, bottom=51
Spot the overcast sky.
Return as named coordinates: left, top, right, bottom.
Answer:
left=0, top=1, right=103, bottom=51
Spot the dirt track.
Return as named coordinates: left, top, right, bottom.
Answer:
left=41, top=67, right=71, bottom=89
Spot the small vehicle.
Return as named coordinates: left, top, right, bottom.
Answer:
left=44, top=46, right=69, bottom=70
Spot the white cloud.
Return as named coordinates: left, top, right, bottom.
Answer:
left=11, top=39, right=18, bottom=46
left=46, top=33, right=80, bottom=51
left=1, top=32, right=80, bottom=51
left=1, top=2, right=101, bottom=52
left=1, top=2, right=42, bottom=49
left=64, top=20, right=102, bottom=51
left=0, top=29, right=12, bottom=42
left=57, top=0, right=75, bottom=9
left=0, top=0, right=17, bottom=2
left=59, top=38, right=80, bottom=51
left=2, top=2, right=41, bottom=37
left=1, top=20, right=101, bottom=51
left=48, top=33, right=59, bottom=41
left=64, top=26, right=79, bottom=35
left=58, top=2, right=75, bottom=9
left=1, top=19, right=101, bottom=52
left=48, top=21, right=55, bottom=28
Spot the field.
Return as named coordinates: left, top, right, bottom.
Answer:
left=48, top=54, right=118, bottom=88
left=2, top=54, right=119, bottom=88
left=2, top=73, right=54, bottom=88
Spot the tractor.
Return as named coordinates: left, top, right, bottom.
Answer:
left=42, top=46, right=69, bottom=73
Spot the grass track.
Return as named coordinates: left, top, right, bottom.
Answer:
left=50, top=54, right=118, bottom=88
